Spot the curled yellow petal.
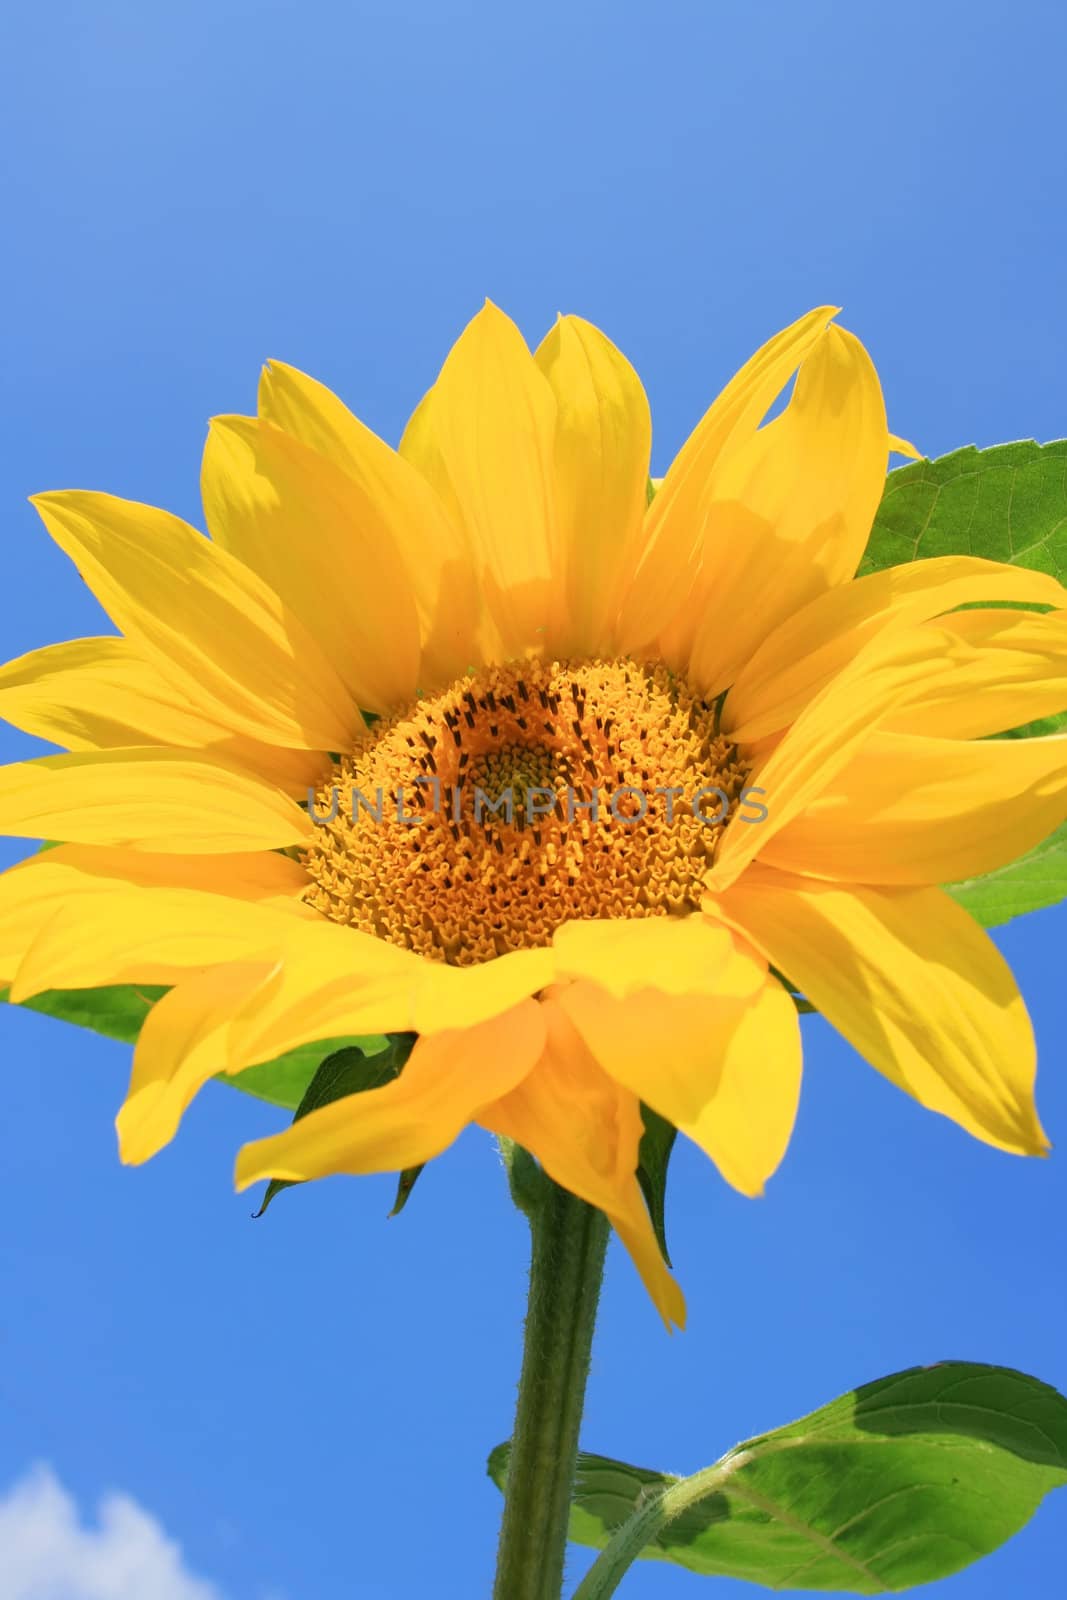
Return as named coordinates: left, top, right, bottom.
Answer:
left=479, top=996, right=686, bottom=1330
left=557, top=966, right=800, bottom=1199
left=682, top=324, right=890, bottom=696
left=616, top=306, right=837, bottom=653
left=235, top=1001, right=545, bottom=1189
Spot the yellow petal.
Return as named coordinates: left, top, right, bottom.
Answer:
left=226, top=926, right=552, bottom=1069
left=8, top=884, right=310, bottom=1000
left=0, top=839, right=311, bottom=974
left=258, top=360, right=481, bottom=687
left=681, top=325, right=890, bottom=696
left=711, top=623, right=979, bottom=892
left=0, top=636, right=328, bottom=796
left=558, top=962, right=800, bottom=1198
left=398, top=389, right=468, bottom=528
left=880, top=608, right=1067, bottom=738
left=222, top=924, right=420, bottom=1067
left=705, top=865, right=1047, bottom=1155
left=412, top=947, right=557, bottom=1032
left=120, top=935, right=533, bottom=1166
left=202, top=416, right=421, bottom=712
left=0, top=748, right=312, bottom=853
left=888, top=433, right=922, bottom=459
left=533, top=315, right=651, bottom=655
left=616, top=306, right=837, bottom=653
left=126, top=970, right=543, bottom=1169
left=31, top=491, right=361, bottom=751
left=551, top=912, right=765, bottom=1000
left=235, top=1000, right=545, bottom=1188
left=726, top=556, right=1067, bottom=744
left=118, top=959, right=283, bottom=1164
left=479, top=996, right=685, bottom=1330
left=398, top=301, right=561, bottom=659
left=761, top=727, right=1067, bottom=884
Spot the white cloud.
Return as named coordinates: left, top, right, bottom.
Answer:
left=0, top=1465, right=226, bottom=1600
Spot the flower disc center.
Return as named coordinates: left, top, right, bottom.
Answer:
left=302, top=658, right=749, bottom=966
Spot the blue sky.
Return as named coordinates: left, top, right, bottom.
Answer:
left=1, top=1, right=1065, bottom=1596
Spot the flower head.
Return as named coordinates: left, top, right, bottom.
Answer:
left=2, top=302, right=1065, bottom=1329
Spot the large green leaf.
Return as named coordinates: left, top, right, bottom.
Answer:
left=860, top=442, right=1067, bottom=929
left=860, top=440, right=1067, bottom=579
left=254, top=1034, right=419, bottom=1216
left=489, top=1363, right=1067, bottom=1593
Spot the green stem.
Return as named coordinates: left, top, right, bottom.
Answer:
left=492, top=1175, right=609, bottom=1600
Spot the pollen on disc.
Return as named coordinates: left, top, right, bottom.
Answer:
left=302, top=659, right=749, bottom=966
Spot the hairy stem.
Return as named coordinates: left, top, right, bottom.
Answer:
left=492, top=1176, right=609, bottom=1600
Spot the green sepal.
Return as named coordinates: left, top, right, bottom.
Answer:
left=635, top=1104, right=676, bottom=1267
left=226, top=1035, right=390, bottom=1109
left=500, top=1137, right=548, bottom=1218
left=770, top=968, right=817, bottom=1014
left=489, top=1362, right=1067, bottom=1593
left=253, top=1033, right=419, bottom=1217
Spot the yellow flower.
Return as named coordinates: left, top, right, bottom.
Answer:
left=2, top=303, right=1066, bottom=1330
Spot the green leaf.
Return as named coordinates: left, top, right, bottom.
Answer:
left=254, top=1034, right=418, bottom=1216
left=946, top=819, right=1067, bottom=929
left=0, top=983, right=168, bottom=1043
left=635, top=1105, right=676, bottom=1267
left=860, top=440, right=1067, bottom=579
left=490, top=1363, right=1067, bottom=1594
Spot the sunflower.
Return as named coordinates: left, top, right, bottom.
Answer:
left=2, top=303, right=1065, bottom=1330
